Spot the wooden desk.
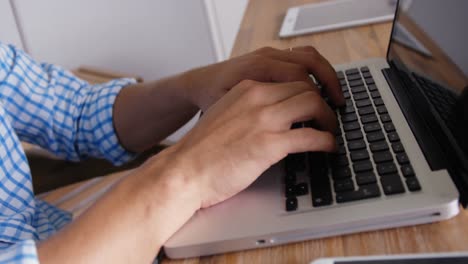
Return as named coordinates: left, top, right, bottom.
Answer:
left=41, top=1, right=468, bottom=263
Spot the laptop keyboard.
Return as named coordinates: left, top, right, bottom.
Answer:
left=284, top=67, right=422, bottom=212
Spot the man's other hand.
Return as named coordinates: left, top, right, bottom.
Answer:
left=183, top=46, right=345, bottom=111
left=152, top=80, right=338, bottom=209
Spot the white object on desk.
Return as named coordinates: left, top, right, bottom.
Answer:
left=311, top=252, right=468, bottom=264
left=279, top=0, right=396, bottom=38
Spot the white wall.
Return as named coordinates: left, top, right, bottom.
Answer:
left=0, top=0, right=23, bottom=48
left=13, top=0, right=217, bottom=81
left=204, top=0, right=248, bottom=61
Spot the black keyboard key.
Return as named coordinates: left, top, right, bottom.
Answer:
left=343, top=91, right=351, bottom=99
left=285, top=171, right=296, bottom=186
left=350, top=150, right=370, bottom=162
left=370, top=91, right=381, bottom=98
left=340, top=79, right=347, bottom=86
left=358, top=106, right=375, bottom=116
left=334, top=179, right=355, bottom=192
left=353, top=92, right=369, bottom=100
left=343, top=121, right=360, bottom=132
left=377, top=162, right=398, bottom=175
left=346, top=130, right=363, bottom=141
left=356, top=99, right=372, bottom=108
left=341, top=113, right=358, bottom=123
left=373, top=151, right=393, bottom=163
left=304, top=120, right=318, bottom=129
left=337, top=71, right=345, bottom=80
left=401, top=164, right=415, bottom=177
left=309, top=153, right=329, bottom=175
left=361, top=114, right=378, bottom=124
left=349, top=79, right=364, bottom=87
left=353, top=160, right=373, bottom=173
left=340, top=106, right=355, bottom=114
left=367, top=131, right=385, bottom=142
left=286, top=197, right=298, bottom=211
left=388, top=132, right=400, bottom=142
left=291, top=122, right=303, bottom=129
left=332, top=166, right=352, bottom=179
left=367, top=84, right=377, bottom=91
left=309, top=153, right=333, bottom=207
left=406, top=177, right=421, bottom=191
left=383, top=122, right=396, bottom=132
left=374, top=98, right=384, bottom=106
left=294, top=183, right=309, bottom=196
left=370, top=141, right=389, bottom=152
left=381, top=176, right=405, bottom=195
left=335, top=127, right=342, bottom=136
left=286, top=153, right=306, bottom=172
left=396, top=153, right=409, bottom=164
left=332, top=155, right=349, bottom=167
left=336, top=184, right=380, bottom=203
left=362, top=71, right=372, bottom=78
left=295, top=154, right=307, bottom=171
left=312, top=194, right=333, bottom=207
left=380, top=114, right=392, bottom=123
left=363, top=122, right=381, bottom=133
left=346, top=68, right=359, bottom=75
left=360, top=66, right=370, bottom=72
left=356, top=171, right=377, bottom=185
left=392, top=142, right=405, bottom=153
left=377, top=106, right=388, bottom=114
left=347, top=74, right=362, bottom=81
left=285, top=156, right=299, bottom=173
left=285, top=184, right=295, bottom=198
left=337, top=145, right=346, bottom=155
left=351, top=86, right=367, bottom=93
left=348, top=140, right=366, bottom=151
left=336, top=136, right=344, bottom=145
left=365, top=78, right=375, bottom=85
left=345, top=99, right=354, bottom=106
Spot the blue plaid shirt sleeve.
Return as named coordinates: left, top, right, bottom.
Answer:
left=0, top=241, right=38, bottom=264
left=0, top=42, right=138, bottom=263
left=0, top=43, right=137, bottom=165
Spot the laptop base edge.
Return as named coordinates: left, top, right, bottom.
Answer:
left=164, top=198, right=459, bottom=259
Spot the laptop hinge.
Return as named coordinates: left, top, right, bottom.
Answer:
left=383, top=66, right=468, bottom=207
left=382, top=67, right=446, bottom=169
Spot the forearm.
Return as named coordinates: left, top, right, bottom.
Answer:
left=113, top=73, right=199, bottom=153
left=38, top=148, right=200, bottom=263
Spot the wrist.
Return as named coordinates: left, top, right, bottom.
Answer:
left=148, top=73, right=197, bottom=109
left=178, top=65, right=217, bottom=109
left=178, top=69, right=199, bottom=107
left=133, top=147, right=202, bottom=243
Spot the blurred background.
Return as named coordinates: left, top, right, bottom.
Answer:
left=0, top=0, right=248, bottom=142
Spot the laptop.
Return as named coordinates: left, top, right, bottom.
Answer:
left=164, top=0, right=468, bottom=258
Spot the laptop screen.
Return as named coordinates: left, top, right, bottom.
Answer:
left=387, top=0, right=467, bottom=93
left=387, top=0, right=468, bottom=143
left=386, top=0, right=468, bottom=198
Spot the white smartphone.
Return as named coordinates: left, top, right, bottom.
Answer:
left=279, top=0, right=397, bottom=38
left=311, top=252, right=468, bottom=264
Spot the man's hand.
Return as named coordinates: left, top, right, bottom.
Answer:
left=158, top=79, right=337, bottom=208
left=113, top=45, right=343, bottom=153
left=183, top=46, right=345, bottom=112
